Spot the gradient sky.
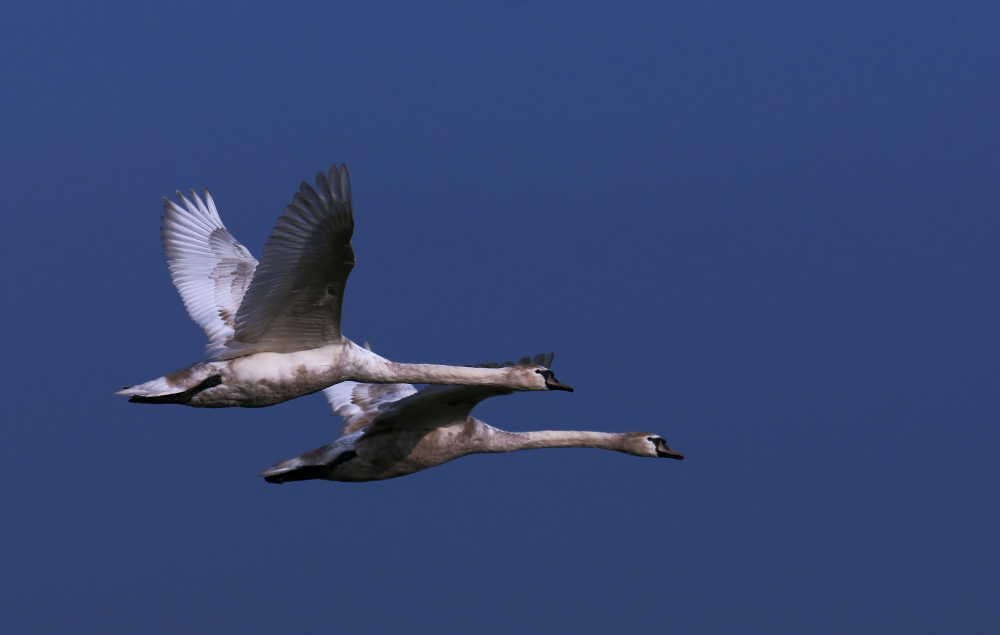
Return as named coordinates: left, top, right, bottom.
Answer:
left=2, top=2, right=998, bottom=633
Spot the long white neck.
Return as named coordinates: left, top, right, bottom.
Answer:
left=343, top=341, right=522, bottom=388
left=378, top=362, right=515, bottom=386
left=488, top=429, right=634, bottom=454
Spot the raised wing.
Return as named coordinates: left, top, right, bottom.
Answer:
left=323, top=381, right=419, bottom=436
left=222, top=164, right=354, bottom=358
left=161, top=189, right=258, bottom=358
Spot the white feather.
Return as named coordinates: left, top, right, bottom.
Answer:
left=161, top=189, right=257, bottom=358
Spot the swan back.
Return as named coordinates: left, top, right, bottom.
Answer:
left=364, top=384, right=515, bottom=433
left=322, top=382, right=514, bottom=435
left=324, top=381, right=418, bottom=435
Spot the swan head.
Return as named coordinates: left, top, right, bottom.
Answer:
left=507, top=364, right=573, bottom=392
left=536, top=368, right=573, bottom=392
left=622, top=433, right=684, bottom=459
left=472, top=354, right=572, bottom=392
left=507, top=366, right=574, bottom=392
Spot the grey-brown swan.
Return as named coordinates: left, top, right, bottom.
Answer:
left=117, top=165, right=572, bottom=408
left=261, top=354, right=682, bottom=483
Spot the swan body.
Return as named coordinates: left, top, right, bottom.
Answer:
left=120, top=342, right=565, bottom=408
left=117, top=165, right=572, bottom=408
left=261, top=361, right=683, bottom=483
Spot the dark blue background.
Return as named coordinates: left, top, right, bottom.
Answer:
left=2, top=2, right=997, bottom=632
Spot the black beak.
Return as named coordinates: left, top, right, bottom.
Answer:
left=541, top=370, right=574, bottom=392
left=655, top=439, right=684, bottom=460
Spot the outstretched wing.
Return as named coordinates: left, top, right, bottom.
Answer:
left=323, top=381, right=419, bottom=436
left=161, top=189, right=258, bottom=358
left=222, top=164, right=354, bottom=358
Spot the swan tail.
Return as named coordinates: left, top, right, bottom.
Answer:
left=260, top=462, right=331, bottom=484
left=125, top=375, right=223, bottom=404
left=260, top=447, right=356, bottom=484
left=116, top=362, right=224, bottom=404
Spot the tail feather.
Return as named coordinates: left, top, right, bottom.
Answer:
left=125, top=375, right=222, bottom=405
left=117, top=362, right=225, bottom=403
left=261, top=463, right=335, bottom=484
left=259, top=449, right=357, bottom=484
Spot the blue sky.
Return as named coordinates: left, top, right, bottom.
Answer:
left=1, top=2, right=998, bottom=633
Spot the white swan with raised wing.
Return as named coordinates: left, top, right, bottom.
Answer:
left=118, top=165, right=572, bottom=408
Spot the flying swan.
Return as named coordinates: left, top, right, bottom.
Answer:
left=118, top=165, right=572, bottom=408
left=261, top=354, right=682, bottom=484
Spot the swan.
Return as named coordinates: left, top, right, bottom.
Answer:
left=117, top=164, right=573, bottom=408
left=260, top=354, right=682, bottom=484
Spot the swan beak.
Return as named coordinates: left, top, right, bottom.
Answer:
left=655, top=441, right=684, bottom=460
left=544, top=373, right=574, bottom=392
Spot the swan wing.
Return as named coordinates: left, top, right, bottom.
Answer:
left=323, top=381, right=419, bottom=436
left=364, top=384, right=515, bottom=434
left=222, top=164, right=354, bottom=358
left=161, top=189, right=258, bottom=358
